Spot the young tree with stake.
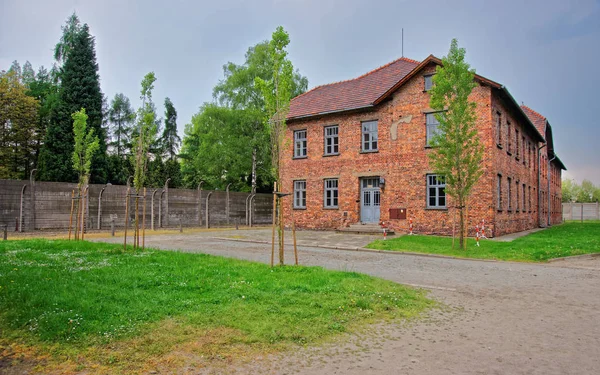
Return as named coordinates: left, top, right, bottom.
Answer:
left=428, top=39, right=484, bottom=250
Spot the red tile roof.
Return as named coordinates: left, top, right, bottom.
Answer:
left=288, top=57, right=420, bottom=119
left=520, top=105, right=547, bottom=139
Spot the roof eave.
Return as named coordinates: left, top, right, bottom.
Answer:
left=287, top=105, right=375, bottom=122
left=499, top=86, right=546, bottom=143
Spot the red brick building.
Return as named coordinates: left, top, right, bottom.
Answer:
left=281, top=55, right=566, bottom=237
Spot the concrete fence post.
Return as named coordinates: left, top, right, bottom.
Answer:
left=226, top=183, right=232, bottom=226
left=151, top=189, right=158, bottom=230
left=97, top=185, right=107, bottom=230
left=245, top=193, right=252, bottom=226
left=2, top=224, right=7, bottom=240
left=111, top=217, right=115, bottom=237
left=197, top=181, right=204, bottom=227
left=597, top=201, right=599, bottom=220
left=159, top=190, right=165, bottom=228
left=164, top=178, right=171, bottom=227
left=205, top=192, right=213, bottom=229
left=19, top=184, right=27, bottom=233
left=249, top=194, right=256, bottom=228
left=29, top=169, right=36, bottom=231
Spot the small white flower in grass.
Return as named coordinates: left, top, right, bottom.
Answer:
left=242, top=295, right=246, bottom=299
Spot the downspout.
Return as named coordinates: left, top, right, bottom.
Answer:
left=547, top=155, right=556, bottom=227
left=537, top=144, right=547, bottom=227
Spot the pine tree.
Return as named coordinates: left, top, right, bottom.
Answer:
left=108, top=93, right=135, bottom=158
left=38, top=22, right=107, bottom=183
left=161, top=97, right=180, bottom=160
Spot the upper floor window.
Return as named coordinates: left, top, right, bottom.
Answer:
left=361, top=120, right=378, bottom=152
left=522, top=136, right=526, bottom=164
left=293, top=180, right=306, bottom=209
left=324, top=125, right=339, bottom=155
left=496, top=111, right=502, bottom=146
left=427, top=174, right=446, bottom=208
left=507, top=177, right=512, bottom=211
left=507, top=121, right=512, bottom=154
left=424, top=74, right=434, bottom=91
left=324, top=179, right=339, bottom=208
left=515, top=129, right=520, bottom=158
left=294, top=130, right=307, bottom=158
left=426, top=113, right=442, bottom=146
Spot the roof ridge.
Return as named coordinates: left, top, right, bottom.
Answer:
left=521, top=104, right=546, bottom=121
left=290, top=56, right=420, bottom=103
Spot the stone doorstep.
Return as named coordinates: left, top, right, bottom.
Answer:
left=336, top=224, right=395, bottom=235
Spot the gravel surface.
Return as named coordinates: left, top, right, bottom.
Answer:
left=96, top=232, right=600, bottom=375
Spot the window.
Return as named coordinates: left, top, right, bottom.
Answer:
left=507, top=121, right=512, bottom=154
left=324, top=125, right=339, bottom=155
left=523, top=184, right=527, bottom=213
left=507, top=177, right=512, bottom=211
left=522, top=136, right=526, bottom=164
left=427, top=174, right=446, bottom=208
left=497, top=175, right=502, bottom=211
left=496, top=111, right=502, bottom=146
left=516, top=180, right=520, bottom=212
left=361, top=120, right=378, bottom=151
left=324, top=179, right=338, bottom=208
left=424, top=74, right=434, bottom=91
left=294, top=130, right=307, bottom=158
left=515, top=129, right=520, bottom=158
left=528, top=186, right=532, bottom=212
left=426, top=113, right=442, bottom=146
left=293, top=180, right=306, bottom=209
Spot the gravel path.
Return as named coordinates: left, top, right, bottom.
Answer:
left=97, top=232, right=600, bottom=375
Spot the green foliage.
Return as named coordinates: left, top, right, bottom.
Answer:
left=367, top=222, right=600, bottom=262
left=0, top=239, right=430, bottom=347
left=0, top=70, right=40, bottom=179
left=71, top=108, right=100, bottom=186
left=53, top=12, right=82, bottom=64
left=108, top=93, right=135, bottom=158
left=39, top=21, right=107, bottom=183
left=161, top=97, right=180, bottom=160
left=562, top=179, right=600, bottom=203
left=428, top=39, right=484, bottom=248
left=181, top=32, right=307, bottom=192
left=255, top=26, right=296, bottom=182
left=131, top=72, right=159, bottom=192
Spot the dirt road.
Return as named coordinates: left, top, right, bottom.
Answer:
left=99, top=230, right=600, bottom=375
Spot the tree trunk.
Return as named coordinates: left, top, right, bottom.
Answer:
left=459, top=199, right=465, bottom=250
left=278, top=197, right=284, bottom=266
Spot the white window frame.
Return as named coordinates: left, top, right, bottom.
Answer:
left=426, top=113, right=442, bottom=146
left=324, top=125, right=339, bottom=155
left=427, top=174, right=446, bottom=209
left=361, top=120, right=378, bottom=152
left=293, top=180, right=306, bottom=209
left=324, top=179, right=338, bottom=208
left=294, top=130, right=307, bottom=158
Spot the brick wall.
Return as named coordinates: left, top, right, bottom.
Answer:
left=281, top=62, right=562, bottom=237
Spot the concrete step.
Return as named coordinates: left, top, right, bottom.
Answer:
left=336, top=223, right=394, bottom=235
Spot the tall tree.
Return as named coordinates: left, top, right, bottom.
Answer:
left=0, top=70, right=40, bottom=179
left=131, top=72, right=158, bottom=192
left=428, top=39, right=484, bottom=250
left=54, top=13, right=82, bottom=64
left=38, top=22, right=107, bottom=183
left=21, top=61, right=35, bottom=87
left=108, top=93, right=135, bottom=158
left=161, top=97, right=180, bottom=160
left=71, top=108, right=99, bottom=187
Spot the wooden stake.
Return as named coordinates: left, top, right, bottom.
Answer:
left=68, top=190, right=75, bottom=240
left=124, top=187, right=130, bottom=251
left=279, top=195, right=284, bottom=266
left=81, top=187, right=86, bottom=241
left=142, top=188, right=147, bottom=250
left=134, top=195, right=140, bottom=249
left=75, top=189, right=81, bottom=241
left=452, top=205, right=456, bottom=249
left=292, top=209, right=298, bottom=266
left=271, top=181, right=277, bottom=267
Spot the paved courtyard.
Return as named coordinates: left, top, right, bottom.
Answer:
left=98, top=228, right=600, bottom=375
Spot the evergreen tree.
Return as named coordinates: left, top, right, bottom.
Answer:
left=161, top=97, right=180, bottom=160
left=108, top=93, right=135, bottom=158
left=38, top=22, right=107, bottom=183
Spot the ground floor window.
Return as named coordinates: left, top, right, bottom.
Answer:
left=324, top=179, right=338, bottom=208
left=427, top=174, right=446, bottom=208
left=294, top=180, right=306, bottom=209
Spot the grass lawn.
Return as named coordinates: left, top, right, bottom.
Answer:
left=0, top=239, right=431, bottom=374
left=367, top=222, right=600, bottom=262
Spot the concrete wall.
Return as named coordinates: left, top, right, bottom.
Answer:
left=0, top=179, right=273, bottom=231
left=563, top=202, right=600, bottom=221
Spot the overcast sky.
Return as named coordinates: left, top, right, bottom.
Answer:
left=1, top=0, right=599, bottom=184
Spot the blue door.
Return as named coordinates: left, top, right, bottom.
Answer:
left=360, top=178, right=380, bottom=223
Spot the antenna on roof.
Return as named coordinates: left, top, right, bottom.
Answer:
left=402, top=28, right=404, bottom=57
